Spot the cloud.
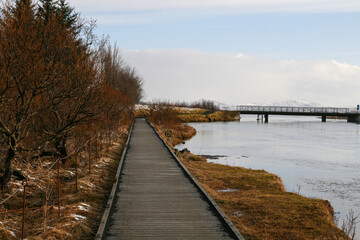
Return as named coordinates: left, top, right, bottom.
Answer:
left=71, top=0, right=360, bottom=14
left=121, top=49, right=360, bottom=107
left=69, top=0, right=360, bottom=26
left=81, top=10, right=188, bottom=26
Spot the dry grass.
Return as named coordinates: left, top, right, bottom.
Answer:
left=179, top=159, right=347, bottom=239
left=176, top=114, right=210, bottom=122
left=135, top=103, right=239, bottom=123
left=177, top=110, right=240, bottom=122
left=151, top=119, right=349, bottom=240
left=0, top=123, right=131, bottom=239
left=155, top=123, right=196, bottom=146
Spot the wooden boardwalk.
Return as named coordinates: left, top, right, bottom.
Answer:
left=102, top=118, right=241, bottom=239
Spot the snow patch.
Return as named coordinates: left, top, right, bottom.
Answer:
left=80, top=181, right=95, bottom=188
left=65, top=171, right=75, bottom=176
left=135, top=104, right=150, bottom=110
left=216, top=188, right=239, bottom=193
left=173, top=107, right=203, bottom=112
left=28, top=176, right=36, bottom=181
left=75, top=203, right=91, bottom=212
left=11, top=182, right=22, bottom=186
left=269, top=99, right=324, bottom=107
left=85, top=182, right=95, bottom=188
left=0, top=222, right=16, bottom=237
left=70, top=214, right=86, bottom=221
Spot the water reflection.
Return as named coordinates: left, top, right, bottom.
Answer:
left=179, top=115, right=360, bottom=237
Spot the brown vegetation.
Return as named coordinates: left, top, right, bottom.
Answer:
left=146, top=104, right=196, bottom=146
left=0, top=0, right=142, bottom=187
left=177, top=110, right=240, bottom=122
left=0, top=123, right=131, bottom=239
left=148, top=109, right=349, bottom=240
left=0, top=0, right=142, bottom=238
left=136, top=102, right=240, bottom=123
left=178, top=159, right=347, bottom=239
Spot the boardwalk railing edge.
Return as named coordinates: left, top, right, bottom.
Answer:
left=95, top=121, right=134, bottom=240
left=146, top=118, right=246, bottom=240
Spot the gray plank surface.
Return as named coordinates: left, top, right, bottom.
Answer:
left=103, top=118, right=237, bottom=239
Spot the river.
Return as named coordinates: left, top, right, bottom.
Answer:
left=177, top=115, right=360, bottom=238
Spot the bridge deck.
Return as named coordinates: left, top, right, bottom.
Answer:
left=237, top=105, right=359, bottom=116
left=103, top=118, right=238, bottom=239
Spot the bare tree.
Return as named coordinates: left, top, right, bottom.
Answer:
left=0, top=0, right=144, bottom=187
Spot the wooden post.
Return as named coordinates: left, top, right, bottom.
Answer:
left=43, top=187, right=48, bottom=233
left=96, top=140, right=100, bottom=160
left=88, top=141, right=91, bottom=174
left=99, top=134, right=102, bottom=153
left=21, top=181, right=27, bottom=240
left=75, top=153, right=78, bottom=192
left=57, top=159, right=61, bottom=218
left=107, top=128, right=111, bottom=152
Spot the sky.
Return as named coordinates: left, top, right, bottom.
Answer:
left=69, top=0, right=360, bottom=107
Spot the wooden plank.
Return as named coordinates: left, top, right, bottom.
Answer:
left=102, top=118, right=242, bottom=239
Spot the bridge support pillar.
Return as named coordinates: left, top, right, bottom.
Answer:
left=264, top=114, right=269, bottom=123
left=321, top=116, right=326, bottom=122
left=257, top=114, right=262, bottom=122
left=347, top=115, right=360, bottom=123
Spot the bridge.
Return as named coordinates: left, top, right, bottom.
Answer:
left=236, top=105, right=360, bottom=123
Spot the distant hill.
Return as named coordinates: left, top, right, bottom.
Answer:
left=267, top=99, right=324, bottom=107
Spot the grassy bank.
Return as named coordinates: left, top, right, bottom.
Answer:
left=135, top=104, right=240, bottom=122
left=177, top=110, right=240, bottom=122
left=149, top=120, right=348, bottom=239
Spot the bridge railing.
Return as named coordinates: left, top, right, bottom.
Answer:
left=236, top=105, right=352, bottom=114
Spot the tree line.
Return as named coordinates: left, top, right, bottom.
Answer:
left=0, top=0, right=143, bottom=187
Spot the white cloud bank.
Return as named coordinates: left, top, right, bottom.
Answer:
left=121, top=49, right=360, bottom=107
left=72, top=0, right=360, bottom=13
